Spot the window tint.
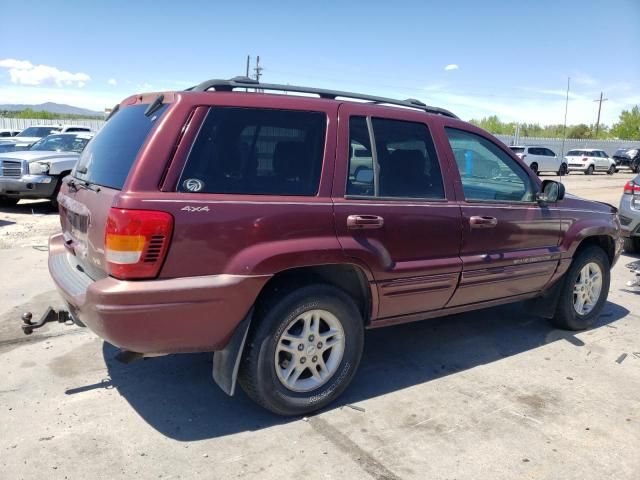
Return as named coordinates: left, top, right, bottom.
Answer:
left=510, top=147, right=525, bottom=154
left=179, top=107, right=326, bottom=196
left=567, top=150, right=588, bottom=156
left=74, top=103, right=168, bottom=189
left=529, top=147, right=543, bottom=155
left=16, top=127, right=61, bottom=138
left=446, top=128, right=534, bottom=202
left=0, top=132, right=10, bottom=137
left=65, top=127, right=89, bottom=133
left=544, top=148, right=556, bottom=156
left=346, top=116, right=444, bottom=199
left=30, top=134, right=91, bottom=153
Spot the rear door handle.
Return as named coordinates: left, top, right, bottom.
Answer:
left=469, top=216, right=498, bottom=229
left=347, top=215, right=384, bottom=230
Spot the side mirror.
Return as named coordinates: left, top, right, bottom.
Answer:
left=537, top=180, right=565, bottom=203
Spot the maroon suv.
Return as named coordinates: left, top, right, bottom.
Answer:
left=44, top=77, right=621, bottom=415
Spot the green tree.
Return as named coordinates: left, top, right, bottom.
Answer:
left=566, top=124, right=592, bottom=139
left=611, top=105, right=640, bottom=140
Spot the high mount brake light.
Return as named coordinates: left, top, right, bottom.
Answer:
left=105, top=208, right=173, bottom=279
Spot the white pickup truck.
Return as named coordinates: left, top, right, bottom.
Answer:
left=0, top=132, right=93, bottom=207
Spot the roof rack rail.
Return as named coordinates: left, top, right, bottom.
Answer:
left=190, top=77, right=458, bottom=118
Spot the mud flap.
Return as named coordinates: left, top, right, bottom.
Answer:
left=212, top=308, right=253, bottom=396
left=524, top=275, right=565, bottom=319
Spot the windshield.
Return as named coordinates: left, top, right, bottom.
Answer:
left=16, top=126, right=61, bottom=138
left=29, top=134, right=91, bottom=153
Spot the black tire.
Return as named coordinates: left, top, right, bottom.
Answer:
left=550, top=246, right=610, bottom=331
left=529, top=163, right=539, bottom=175
left=607, top=165, right=615, bottom=175
left=557, top=163, right=568, bottom=176
left=623, top=237, right=639, bottom=254
left=585, top=165, right=594, bottom=175
left=238, top=284, right=364, bottom=416
left=0, top=196, right=19, bottom=207
left=633, top=162, right=640, bottom=174
left=49, top=177, right=62, bottom=210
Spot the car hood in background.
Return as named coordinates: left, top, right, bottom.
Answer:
left=0, top=150, right=80, bottom=163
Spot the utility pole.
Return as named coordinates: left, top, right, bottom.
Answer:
left=245, top=55, right=250, bottom=78
left=254, top=55, right=263, bottom=82
left=560, top=77, right=570, bottom=162
left=593, top=91, right=608, bottom=137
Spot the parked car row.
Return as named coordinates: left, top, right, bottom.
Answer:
left=509, top=145, right=638, bottom=176
left=0, top=131, right=94, bottom=207
left=0, top=124, right=93, bottom=153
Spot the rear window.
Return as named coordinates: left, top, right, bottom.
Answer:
left=17, top=126, right=61, bottom=137
left=510, top=147, right=525, bottom=153
left=178, top=107, right=326, bottom=196
left=74, top=103, right=168, bottom=189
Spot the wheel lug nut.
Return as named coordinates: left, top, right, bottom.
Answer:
left=317, top=342, right=323, bottom=349
left=309, top=335, right=315, bottom=342
left=312, top=356, right=318, bottom=362
left=300, top=357, right=306, bottom=364
left=298, top=344, right=304, bottom=351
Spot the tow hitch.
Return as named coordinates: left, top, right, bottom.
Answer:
left=21, top=307, right=72, bottom=335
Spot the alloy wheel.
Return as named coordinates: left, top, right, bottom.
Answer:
left=573, top=262, right=603, bottom=316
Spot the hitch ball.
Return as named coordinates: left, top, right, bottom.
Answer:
left=22, top=312, right=33, bottom=325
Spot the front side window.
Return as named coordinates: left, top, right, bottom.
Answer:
left=346, top=116, right=445, bottom=199
left=179, top=107, right=326, bottom=196
left=446, top=128, right=535, bottom=202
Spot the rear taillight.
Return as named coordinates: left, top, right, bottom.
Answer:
left=105, top=208, right=173, bottom=280
left=623, top=181, right=640, bottom=195
left=521, top=154, right=527, bottom=160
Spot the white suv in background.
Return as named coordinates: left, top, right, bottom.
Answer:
left=509, top=146, right=566, bottom=175
left=565, top=149, right=616, bottom=175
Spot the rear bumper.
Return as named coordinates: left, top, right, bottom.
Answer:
left=48, top=233, right=270, bottom=353
left=0, top=175, right=56, bottom=198
left=567, top=163, right=590, bottom=171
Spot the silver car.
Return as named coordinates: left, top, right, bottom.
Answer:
left=620, top=173, right=640, bottom=253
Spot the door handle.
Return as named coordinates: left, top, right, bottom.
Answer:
left=347, top=215, right=384, bottom=230
left=469, top=216, right=498, bottom=229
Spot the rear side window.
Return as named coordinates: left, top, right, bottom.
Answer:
left=510, top=147, right=525, bottom=154
left=346, top=116, right=445, bottom=199
left=74, top=104, right=168, bottom=189
left=178, top=107, right=326, bottom=196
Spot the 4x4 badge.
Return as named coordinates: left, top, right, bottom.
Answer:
left=183, top=178, right=204, bottom=192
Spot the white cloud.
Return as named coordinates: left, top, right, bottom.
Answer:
left=0, top=58, right=90, bottom=88
left=444, top=64, right=459, bottom=71
left=107, top=78, right=118, bottom=86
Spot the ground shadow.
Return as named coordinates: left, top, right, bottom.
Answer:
left=82, top=300, right=628, bottom=441
left=0, top=200, right=55, bottom=215
left=0, top=219, right=16, bottom=227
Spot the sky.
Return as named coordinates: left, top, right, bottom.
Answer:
left=1, top=0, right=639, bottom=126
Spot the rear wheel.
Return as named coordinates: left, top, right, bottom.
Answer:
left=623, top=237, right=640, bottom=254
left=550, top=246, right=610, bottom=330
left=633, top=162, right=640, bottom=174
left=49, top=176, right=62, bottom=210
left=529, top=163, right=539, bottom=175
left=557, top=163, right=568, bottom=176
left=238, top=284, right=364, bottom=416
left=585, top=165, right=594, bottom=175
left=0, top=196, right=19, bottom=207
left=607, top=165, right=616, bottom=175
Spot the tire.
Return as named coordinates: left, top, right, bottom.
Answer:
left=49, top=177, right=62, bottom=210
left=557, top=163, right=568, bottom=176
left=529, top=163, right=539, bottom=175
left=623, top=237, right=640, bottom=254
left=585, top=165, right=594, bottom=175
left=238, top=284, right=364, bottom=416
left=550, top=245, right=610, bottom=331
left=0, top=196, right=19, bottom=207
left=607, top=165, right=615, bottom=175
left=633, top=162, right=640, bottom=174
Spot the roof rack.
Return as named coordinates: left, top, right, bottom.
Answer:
left=190, top=76, right=458, bottom=119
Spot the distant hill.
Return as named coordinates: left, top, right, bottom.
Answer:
left=0, top=102, right=102, bottom=117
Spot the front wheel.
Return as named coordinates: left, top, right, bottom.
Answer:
left=607, top=165, right=616, bottom=175
left=238, top=284, right=364, bottom=416
left=585, top=165, right=594, bottom=175
left=529, top=163, right=539, bottom=175
left=550, top=246, right=610, bottom=330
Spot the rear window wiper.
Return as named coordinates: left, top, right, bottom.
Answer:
left=145, top=94, right=165, bottom=117
left=69, top=177, right=101, bottom=193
